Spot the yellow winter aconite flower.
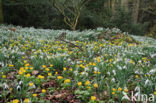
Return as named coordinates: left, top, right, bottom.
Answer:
left=63, top=67, right=67, bottom=71
left=42, top=65, right=46, bottom=68
left=77, top=82, right=82, bottom=86
left=112, top=88, right=116, bottom=92
left=25, top=67, right=29, bottom=70
left=135, top=75, right=139, bottom=78
left=87, top=86, right=91, bottom=90
left=112, top=92, right=115, bottom=95
left=57, top=76, right=63, bottom=79
left=12, top=99, right=19, bottom=103
left=29, top=83, right=34, bottom=87
left=85, top=80, right=90, bottom=85
left=25, top=63, right=29, bottom=67
left=64, top=79, right=71, bottom=83
left=91, top=96, right=96, bottom=101
left=24, top=98, right=30, bottom=103
left=93, top=83, right=98, bottom=88
left=50, top=64, right=53, bottom=67
left=118, top=87, right=122, bottom=91
left=9, top=64, right=14, bottom=67
left=33, top=93, right=37, bottom=97
left=37, top=75, right=44, bottom=79
left=48, top=73, right=52, bottom=76
left=25, top=73, right=31, bottom=78
left=45, top=68, right=50, bottom=71
left=30, top=67, right=33, bottom=70
left=42, top=89, right=46, bottom=93
left=2, top=75, right=6, bottom=79
left=69, top=68, right=73, bottom=71
left=24, top=60, right=27, bottom=63
left=124, top=89, right=129, bottom=92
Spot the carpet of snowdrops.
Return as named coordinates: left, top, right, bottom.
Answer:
left=0, top=25, right=156, bottom=103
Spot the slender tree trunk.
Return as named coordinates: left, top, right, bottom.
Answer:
left=0, top=0, right=3, bottom=24
left=132, top=0, right=140, bottom=24
left=121, top=0, right=129, bottom=11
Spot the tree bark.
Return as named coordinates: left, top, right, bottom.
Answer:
left=132, top=0, right=140, bottom=24
left=0, top=0, right=4, bottom=24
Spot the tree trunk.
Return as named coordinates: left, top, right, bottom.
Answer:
left=121, top=0, right=129, bottom=11
left=132, top=0, right=140, bottom=24
left=0, top=0, right=3, bottom=24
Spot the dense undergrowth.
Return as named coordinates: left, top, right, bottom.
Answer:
left=0, top=25, right=156, bottom=103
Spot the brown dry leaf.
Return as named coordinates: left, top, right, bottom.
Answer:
left=32, top=70, right=39, bottom=75
left=55, top=93, right=67, bottom=99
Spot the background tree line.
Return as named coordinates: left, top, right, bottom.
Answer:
left=0, top=0, right=155, bottom=36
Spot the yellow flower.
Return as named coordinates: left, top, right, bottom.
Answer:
left=69, top=68, right=73, bottom=71
left=91, top=96, right=96, bottom=101
left=25, top=63, right=29, bottom=67
left=93, top=83, right=98, bottom=88
left=37, top=75, right=44, bottom=79
left=64, top=79, right=70, bottom=83
left=135, top=75, right=139, bottom=78
left=112, top=88, right=116, bottom=92
left=118, top=87, right=122, bottom=91
left=30, top=67, right=33, bottom=70
left=42, top=89, right=46, bottom=93
left=97, top=57, right=100, bottom=62
left=45, top=68, right=50, bottom=71
left=57, top=76, right=63, bottom=79
left=12, top=99, right=19, bottom=103
left=112, top=92, right=115, bottom=95
left=154, top=91, right=156, bottom=95
left=50, top=64, right=53, bottom=67
left=63, top=67, right=67, bottom=71
left=24, top=98, right=30, bottom=103
left=19, top=71, right=23, bottom=75
left=48, top=73, right=52, bottom=76
left=92, top=63, right=96, bottom=66
left=29, top=83, right=34, bottom=87
left=24, top=60, right=27, bottom=63
left=10, top=88, right=13, bottom=92
left=2, top=75, right=6, bottom=79
left=33, top=93, right=37, bottom=97
left=25, top=73, right=31, bottom=78
left=124, top=89, right=129, bottom=92
left=9, top=64, right=14, bottom=67
left=42, top=65, right=46, bottom=68
left=25, top=67, right=29, bottom=70
left=85, top=80, right=90, bottom=85
left=55, top=72, right=58, bottom=75
left=77, top=82, right=82, bottom=86
left=87, top=86, right=91, bottom=90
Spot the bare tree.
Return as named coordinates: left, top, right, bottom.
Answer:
left=132, top=0, right=140, bottom=24
left=0, top=0, right=4, bottom=24
left=51, top=0, right=90, bottom=30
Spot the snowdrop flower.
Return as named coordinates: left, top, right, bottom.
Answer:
left=145, top=79, right=151, bottom=86
left=19, top=81, right=23, bottom=85
left=107, top=72, right=110, bottom=76
left=17, top=85, right=21, bottom=91
left=149, top=69, right=156, bottom=74
left=85, top=67, right=89, bottom=71
left=112, top=70, right=116, bottom=75
left=3, top=83, right=9, bottom=90
left=117, top=65, right=122, bottom=70
left=111, top=78, right=115, bottom=82
left=94, top=67, right=99, bottom=71
left=150, top=54, right=156, bottom=58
